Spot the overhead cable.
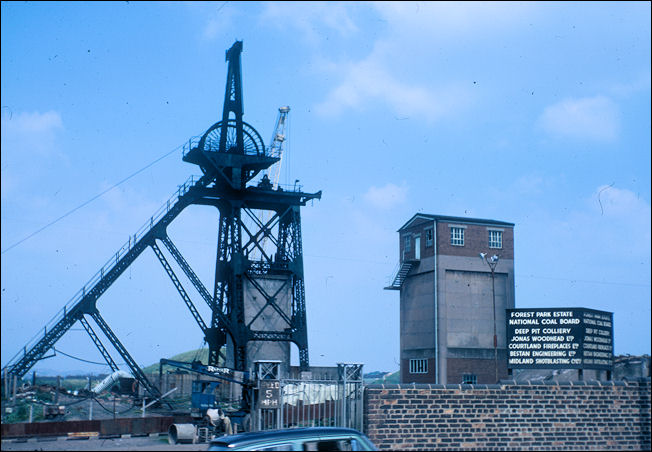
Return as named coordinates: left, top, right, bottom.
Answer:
left=53, top=347, right=126, bottom=367
left=1, top=142, right=186, bottom=255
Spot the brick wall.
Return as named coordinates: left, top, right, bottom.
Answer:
left=446, top=356, right=509, bottom=384
left=401, top=358, right=436, bottom=384
left=436, top=222, right=514, bottom=259
left=400, top=219, right=435, bottom=261
left=364, top=379, right=651, bottom=451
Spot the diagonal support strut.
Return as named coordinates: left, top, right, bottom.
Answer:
left=79, top=315, right=119, bottom=372
left=151, top=241, right=208, bottom=333
left=89, top=311, right=167, bottom=405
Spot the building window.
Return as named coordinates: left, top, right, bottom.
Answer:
left=489, top=230, right=502, bottom=249
left=404, top=235, right=411, bottom=252
left=409, top=359, right=428, bottom=374
left=462, top=374, right=477, bottom=384
left=425, top=228, right=433, bottom=247
left=450, top=227, right=464, bottom=246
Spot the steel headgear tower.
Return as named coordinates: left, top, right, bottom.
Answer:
left=182, top=41, right=320, bottom=372
left=2, top=41, right=319, bottom=396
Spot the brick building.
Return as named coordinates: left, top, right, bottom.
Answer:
left=386, top=214, right=515, bottom=384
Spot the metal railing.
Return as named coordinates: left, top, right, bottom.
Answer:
left=182, top=136, right=201, bottom=159
left=386, top=261, right=401, bottom=288
left=182, top=133, right=285, bottom=161
left=2, top=175, right=202, bottom=372
left=254, top=377, right=364, bottom=432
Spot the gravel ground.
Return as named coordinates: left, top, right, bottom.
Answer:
left=1, top=435, right=209, bottom=451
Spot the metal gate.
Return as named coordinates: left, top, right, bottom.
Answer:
left=253, top=363, right=364, bottom=432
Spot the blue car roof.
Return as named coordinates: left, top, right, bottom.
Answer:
left=210, top=427, right=366, bottom=445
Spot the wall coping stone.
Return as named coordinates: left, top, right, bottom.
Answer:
left=625, top=377, right=651, bottom=383
left=365, top=379, right=646, bottom=390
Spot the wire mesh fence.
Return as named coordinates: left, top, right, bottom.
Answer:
left=254, top=378, right=364, bottom=432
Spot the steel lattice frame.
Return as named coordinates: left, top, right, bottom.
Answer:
left=2, top=41, right=319, bottom=397
left=183, top=41, right=320, bottom=372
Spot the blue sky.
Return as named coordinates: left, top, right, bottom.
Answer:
left=1, top=1, right=650, bottom=376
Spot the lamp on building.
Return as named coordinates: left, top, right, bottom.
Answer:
left=479, top=253, right=500, bottom=383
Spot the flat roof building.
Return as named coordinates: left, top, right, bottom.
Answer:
left=386, top=214, right=515, bottom=384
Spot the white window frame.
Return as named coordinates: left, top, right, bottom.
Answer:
left=409, top=358, right=428, bottom=374
left=404, top=235, right=411, bottom=252
left=450, top=227, right=464, bottom=246
left=462, top=373, right=477, bottom=384
left=488, top=229, right=503, bottom=249
left=425, top=228, right=433, bottom=247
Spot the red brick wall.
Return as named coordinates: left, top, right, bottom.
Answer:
left=436, top=222, right=514, bottom=259
left=400, top=219, right=435, bottom=261
left=401, top=358, right=436, bottom=384
left=446, top=357, right=509, bottom=384
left=400, top=219, right=514, bottom=261
left=364, top=379, right=651, bottom=451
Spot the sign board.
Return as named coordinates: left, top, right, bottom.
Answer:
left=258, top=379, right=281, bottom=409
left=506, top=308, right=613, bottom=370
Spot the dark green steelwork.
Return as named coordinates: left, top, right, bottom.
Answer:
left=3, top=41, right=319, bottom=399
left=182, top=41, right=320, bottom=371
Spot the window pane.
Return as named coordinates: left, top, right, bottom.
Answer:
left=409, top=358, right=428, bottom=374
left=451, top=227, right=464, bottom=246
left=462, top=374, right=477, bottom=384
left=489, top=230, right=502, bottom=248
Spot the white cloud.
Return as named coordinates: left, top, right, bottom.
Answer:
left=566, top=185, right=651, bottom=263
left=202, top=5, right=237, bottom=40
left=314, top=54, right=470, bottom=122
left=182, top=1, right=238, bottom=41
left=512, top=174, right=546, bottom=195
left=260, top=2, right=357, bottom=42
left=372, top=1, right=534, bottom=39
left=607, top=71, right=652, bottom=97
left=265, top=2, right=533, bottom=123
left=593, top=184, right=651, bottom=219
left=538, top=96, right=620, bottom=142
left=1, top=110, right=65, bottom=199
left=516, top=185, right=651, bottom=305
left=310, top=2, right=532, bottom=122
left=363, top=182, right=409, bottom=210
left=91, top=181, right=161, bottom=235
left=2, top=110, right=62, bottom=134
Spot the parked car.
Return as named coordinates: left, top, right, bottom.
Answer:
left=207, top=427, right=377, bottom=451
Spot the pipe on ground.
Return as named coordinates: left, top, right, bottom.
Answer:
left=168, top=423, right=197, bottom=445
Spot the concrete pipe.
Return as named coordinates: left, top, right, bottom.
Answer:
left=168, top=423, right=197, bottom=445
